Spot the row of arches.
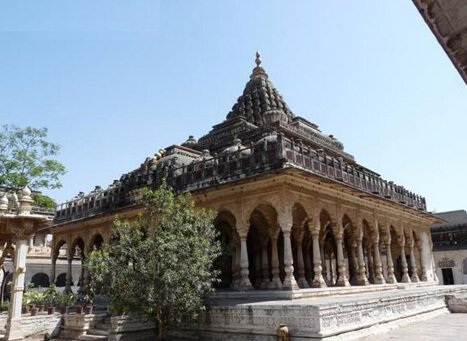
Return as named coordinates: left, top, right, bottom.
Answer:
left=51, top=233, right=105, bottom=292
left=213, top=201, right=434, bottom=290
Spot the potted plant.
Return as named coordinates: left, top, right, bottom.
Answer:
left=83, top=294, right=93, bottom=315
left=45, top=284, right=58, bottom=315
left=31, top=290, right=45, bottom=312
left=59, top=292, right=76, bottom=315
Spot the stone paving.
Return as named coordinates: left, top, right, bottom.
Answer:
left=357, top=313, right=467, bottom=341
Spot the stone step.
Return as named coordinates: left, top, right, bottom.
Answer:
left=78, top=335, right=108, bottom=341
left=87, top=329, right=110, bottom=336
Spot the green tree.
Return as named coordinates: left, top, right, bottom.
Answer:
left=84, top=183, right=221, bottom=340
left=0, top=125, right=65, bottom=190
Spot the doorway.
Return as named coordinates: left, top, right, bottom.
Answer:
left=442, top=268, right=454, bottom=285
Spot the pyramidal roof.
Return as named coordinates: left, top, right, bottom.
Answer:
left=226, top=52, right=295, bottom=127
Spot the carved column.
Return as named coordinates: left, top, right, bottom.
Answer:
left=334, top=227, right=350, bottom=287
left=295, top=233, right=309, bottom=288
left=372, top=235, right=385, bottom=284
left=66, top=248, right=73, bottom=292
left=239, top=231, right=253, bottom=290
left=268, top=233, right=282, bottom=289
left=231, top=243, right=241, bottom=289
left=367, top=244, right=374, bottom=283
left=282, top=229, right=299, bottom=290
left=349, top=241, right=359, bottom=285
left=398, top=233, right=411, bottom=283
left=408, top=237, right=419, bottom=282
left=260, top=244, right=270, bottom=289
left=311, top=223, right=326, bottom=288
left=416, top=238, right=428, bottom=281
left=5, top=237, right=29, bottom=341
left=355, top=233, right=369, bottom=285
left=51, top=257, right=57, bottom=284
left=383, top=234, right=397, bottom=284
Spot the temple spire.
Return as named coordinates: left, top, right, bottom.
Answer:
left=255, top=51, right=262, bottom=67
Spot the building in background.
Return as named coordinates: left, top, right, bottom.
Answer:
left=432, top=210, right=467, bottom=285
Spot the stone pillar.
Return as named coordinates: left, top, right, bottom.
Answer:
left=372, top=236, right=386, bottom=284
left=28, top=236, right=34, bottom=249
left=260, top=244, right=270, bottom=289
left=416, top=238, right=428, bottom=281
left=408, top=237, right=419, bottom=282
left=367, top=244, right=374, bottom=283
left=5, top=238, right=29, bottom=341
left=51, top=257, right=57, bottom=284
left=384, top=236, right=397, bottom=284
left=398, top=234, right=411, bottom=283
left=239, top=233, right=253, bottom=290
left=268, top=234, right=282, bottom=289
left=231, top=243, right=241, bottom=289
left=349, top=241, right=359, bottom=284
left=282, top=229, right=299, bottom=290
left=334, top=229, right=350, bottom=287
left=355, top=235, right=369, bottom=285
left=311, top=229, right=326, bottom=288
left=66, top=251, right=73, bottom=292
left=295, top=234, right=309, bottom=288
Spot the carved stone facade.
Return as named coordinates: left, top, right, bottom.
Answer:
left=432, top=210, right=467, bottom=285
left=51, top=54, right=440, bottom=297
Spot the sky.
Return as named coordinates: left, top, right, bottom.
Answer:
left=1, top=1, right=466, bottom=212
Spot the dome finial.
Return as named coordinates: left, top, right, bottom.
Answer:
left=255, top=51, right=262, bottom=67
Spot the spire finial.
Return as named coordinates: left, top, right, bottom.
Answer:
left=255, top=51, right=262, bottom=67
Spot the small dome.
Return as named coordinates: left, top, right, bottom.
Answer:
left=20, top=186, right=31, bottom=197
left=182, top=135, right=197, bottom=148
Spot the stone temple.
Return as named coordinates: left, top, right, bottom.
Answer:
left=51, top=53, right=467, bottom=340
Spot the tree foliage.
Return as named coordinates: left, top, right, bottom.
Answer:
left=0, top=125, right=65, bottom=190
left=84, top=182, right=221, bottom=340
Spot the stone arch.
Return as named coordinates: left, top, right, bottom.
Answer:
left=89, top=233, right=104, bottom=251
left=247, top=203, right=279, bottom=289
left=213, top=210, right=237, bottom=289
left=31, top=272, right=50, bottom=288
left=56, top=273, right=67, bottom=287
left=53, top=239, right=68, bottom=261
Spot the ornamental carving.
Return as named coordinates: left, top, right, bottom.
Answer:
left=438, top=257, right=455, bottom=268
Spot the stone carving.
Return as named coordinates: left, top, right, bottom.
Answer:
left=438, top=257, right=455, bottom=268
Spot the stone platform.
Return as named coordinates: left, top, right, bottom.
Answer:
left=173, top=284, right=467, bottom=341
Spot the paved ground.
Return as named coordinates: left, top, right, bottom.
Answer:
left=358, top=313, right=467, bottom=341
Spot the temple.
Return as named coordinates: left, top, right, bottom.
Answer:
left=52, top=53, right=439, bottom=296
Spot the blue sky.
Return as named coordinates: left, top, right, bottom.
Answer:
left=1, top=1, right=466, bottom=212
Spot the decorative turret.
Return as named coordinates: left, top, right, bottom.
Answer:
left=226, top=52, right=295, bottom=127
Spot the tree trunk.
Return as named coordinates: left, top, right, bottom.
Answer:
left=157, top=319, right=166, bottom=341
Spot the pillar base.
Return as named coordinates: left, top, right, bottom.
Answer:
left=282, top=275, right=299, bottom=291
left=4, top=319, right=23, bottom=341
left=312, top=275, right=327, bottom=288
left=374, top=274, right=386, bottom=285
left=386, top=274, right=397, bottom=284
left=267, top=274, right=283, bottom=289
left=239, top=277, right=253, bottom=291
left=297, top=277, right=310, bottom=289
left=411, top=274, right=420, bottom=282
left=401, top=273, right=411, bottom=283
left=336, top=276, right=351, bottom=287
left=355, top=275, right=370, bottom=286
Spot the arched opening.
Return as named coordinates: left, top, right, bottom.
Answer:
left=31, top=272, right=50, bottom=288
left=213, top=211, right=236, bottom=289
left=90, top=234, right=104, bottom=251
left=56, top=273, right=67, bottom=287
left=247, top=204, right=278, bottom=289
left=320, top=210, right=337, bottom=287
